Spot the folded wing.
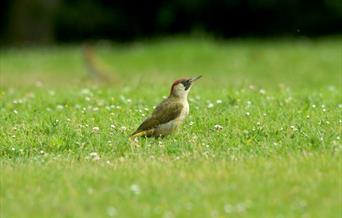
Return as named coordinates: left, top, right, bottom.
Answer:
left=131, top=99, right=183, bottom=136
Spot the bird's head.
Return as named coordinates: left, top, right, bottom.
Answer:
left=170, top=75, right=202, bottom=98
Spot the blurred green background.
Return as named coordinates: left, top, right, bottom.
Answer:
left=0, top=0, right=341, bottom=45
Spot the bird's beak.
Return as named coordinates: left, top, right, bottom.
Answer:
left=190, top=75, right=202, bottom=83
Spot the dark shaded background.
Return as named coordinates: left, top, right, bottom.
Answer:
left=1, top=0, right=341, bottom=45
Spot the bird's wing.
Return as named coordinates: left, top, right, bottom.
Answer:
left=131, top=100, right=183, bottom=136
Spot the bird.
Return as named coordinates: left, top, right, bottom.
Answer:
left=130, top=76, right=202, bottom=138
left=82, top=44, right=118, bottom=84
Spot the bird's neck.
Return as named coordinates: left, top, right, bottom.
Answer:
left=170, top=93, right=188, bottom=103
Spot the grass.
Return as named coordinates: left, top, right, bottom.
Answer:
left=0, top=37, right=341, bottom=217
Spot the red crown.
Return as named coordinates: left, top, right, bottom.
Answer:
left=170, top=78, right=187, bottom=94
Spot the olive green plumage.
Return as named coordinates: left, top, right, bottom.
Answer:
left=131, top=97, right=184, bottom=137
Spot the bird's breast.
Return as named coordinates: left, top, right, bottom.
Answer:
left=179, top=100, right=189, bottom=121
left=153, top=100, right=189, bottom=136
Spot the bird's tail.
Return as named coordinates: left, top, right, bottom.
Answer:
left=129, top=129, right=155, bottom=139
left=130, top=131, right=147, bottom=139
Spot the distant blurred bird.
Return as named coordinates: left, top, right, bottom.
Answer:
left=83, top=44, right=117, bottom=83
left=130, top=76, right=202, bottom=138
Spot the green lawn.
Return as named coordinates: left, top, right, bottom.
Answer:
left=0, top=37, right=341, bottom=218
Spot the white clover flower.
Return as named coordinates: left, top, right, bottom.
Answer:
left=224, top=204, right=233, bottom=214
left=214, top=124, right=223, bottom=130
left=97, top=100, right=104, bottom=107
left=13, top=110, right=18, bottom=114
left=236, top=203, right=247, bottom=213
left=35, top=81, right=43, bottom=87
left=130, top=184, right=141, bottom=195
left=285, top=97, right=292, bottom=103
left=93, top=107, right=99, bottom=112
left=87, top=187, right=94, bottom=195
left=92, top=126, right=100, bottom=133
left=337, top=136, right=340, bottom=140
left=120, top=95, right=126, bottom=101
left=259, top=89, right=266, bottom=94
left=111, top=124, right=116, bottom=129
left=163, top=211, right=174, bottom=218
left=322, top=108, right=326, bottom=112
left=207, top=103, right=214, bottom=108
left=56, top=105, right=64, bottom=110
left=312, top=104, right=316, bottom=108
left=89, top=152, right=100, bottom=161
left=120, top=126, right=127, bottom=131
left=81, top=88, right=91, bottom=95
left=189, top=121, right=194, bottom=126
left=290, top=125, right=298, bottom=131
left=106, top=207, right=117, bottom=217
left=245, top=112, right=250, bottom=116
left=216, top=99, right=222, bottom=104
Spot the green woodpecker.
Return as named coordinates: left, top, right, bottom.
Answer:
left=130, top=76, right=202, bottom=138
